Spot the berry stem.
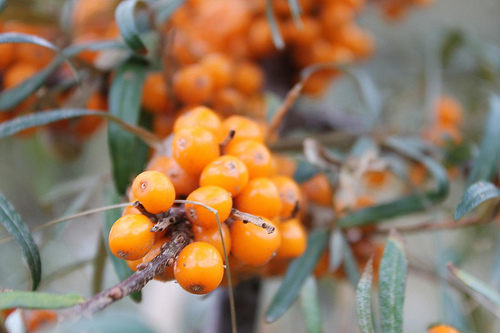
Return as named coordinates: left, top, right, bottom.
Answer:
left=230, top=209, right=276, bottom=234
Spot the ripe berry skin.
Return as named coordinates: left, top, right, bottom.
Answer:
left=173, top=106, right=221, bottom=136
left=172, top=64, right=214, bottom=105
left=218, top=115, right=264, bottom=147
left=147, top=156, right=199, bottom=197
left=199, top=53, right=233, bottom=90
left=172, top=126, right=220, bottom=175
left=200, top=155, right=249, bottom=196
left=109, top=214, right=155, bottom=261
left=427, top=325, right=460, bottom=333
left=185, top=186, right=233, bottom=229
left=436, top=96, right=463, bottom=127
left=127, top=237, right=174, bottom=281
left=174, top=242, right=224, bottom=295
left=271, top=176, right=302, bottom=219
left=141, top=72, right=170, bottom=114
left=235, top=178, right=282, bottom=219
left=193, top=223, right=232, bottom=259
left=132, top=171, right=176, bottom=214
left=226, top=140, right=272, bottom=179
left=275, top=219, right=307, bottom=259
left=300, top=173, right=333, bottom=207
left=230, top=218, right=281, bottom=266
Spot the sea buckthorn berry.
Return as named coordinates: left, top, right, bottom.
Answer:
left=132, top=171, right=176, bottom=214
left=213, top=88, right=245, bottom=117
left=269, top=154, right=297, bottom=177
left=226, top=140, right=272, bottom=179
left=234, top=178, right=282, bottom=219
left=230, top=218, right=281, bottom=266
left=233, top=61, right=264, bottom=96
left=147, top=156, right=199, bottom=197
left=185, top=186, right=233, bottom=229
left=127, top=237, right=174, bottom=281
left=193, top=223, right=232, bottom=258
left=247, top=17, right=275, bottom=58
left=270, top=176, right=302, bottom=219
left=173, top=106, right=221, bottom=135
left=200, top=155, right=249, bottom=196
left=362, top=170, right=390, bottom=188
left=218, top=115, right=264, bottom=146
left=275, top=219, right=307, bottom=259
left=427, top=325, right=461, bottom=333
left=436, top=96, right=463, bottom=126
left=300, top=173, right=333, bottom=207
left=174, top=242, right=224, bottom=294
left=142, top=72, right=171, bottom=114
left=172, top=126, right=220, bottom=175
left=122, top=205, right=142, bottom=216
left=109, top=214, right=155, bottom=261
left=172, top=64, right=214, bottom=105
left=24, top=310, right=58, bottom=333
left=199, top=53, right=233, bottom=90
left=0, top=42, right=14, bottom=69
left=3, top=63, right=39, bottom=89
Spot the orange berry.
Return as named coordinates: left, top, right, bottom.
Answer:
left=269, top=154, right=297, bottom=177
left=142, top=72, right=171, bottom=114
left=270, top=176, right=302, bottom=219
left=200, top=155, right=249, bottom=196
left=3, top=62, right=39, bottom=89
left=436, top=95, right=463, bottom=126
left=127, top=237, right=174, bottom=281
left=428, top=325, right=461, bottom=333
left=172, top=126, right=220, bottom=175
left=285, top=17, right=321, bottom=47
left=0, top=43, right=14, bottom=69
left=173, top=106, right=221, bottom=135
left=362, top=170, right=390, bottom=188
left=219, top=115, right=264, bottom=145
left=234, top=178, right=282, bottom=219
left=147, top=156, right=199, bottom=197
left=226, top=140, right=272, bottom=179
left=193, top=223, right=232, bottom=258
left=320, top=3, right=355, bottom=31
left=333, top=24, right=375, bottom=59
left=131, top=171, right=176, bottom=214
left=174, top=242, right=224, bottom=294
left=24, top=310, right=58, bottom=333
left=247, top=17, right=275, bottom=58
left=185, top=186, right=233, bottom=229
left=275, top=219, right=307, bottom=259
left=172, top=64, right=214, bottom=105
left=212, top=88, right=245, bottom=117
left=153, top=113, right=176, bottom=139
left=122, top=205, right=142, bottom=216
left=300, top=173, right=333, bottom=207
left=109, top=214, right=155, bottom=261
left=230, top=218, right=281, bottom=266
left=233, top=62, right=264, bottom=96
left=199, top=53, right=233, bottom=90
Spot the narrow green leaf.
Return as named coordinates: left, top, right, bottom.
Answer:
left=265, top=0, right=285, bottom=50
left=0, top=193, right=41, bottom=290
left=343, top=235, right=361, bottom=286
left=104, top=186, right=141, bottom=302
left=154, top=0, right=185, bottom=25
left=115, top=0, right=149, bottom=53
left=299, top=276, right=322, bottom=333
left=107, top=58, right=149, bottom=194
left=0, top=32, right=59, bottom=52
left=467, top=95, right=500, bottom=185
left=454, top=181, right=500, bottom=221
left=449, top=264, right=500, bottom=306
left=357, top=258, right=376, bottom=333
left=328, top=229, right=343, bottom=272
left=378, top=230, right=408, bottom=333
left=265, top=92, right=282, bottom=123
left=293, top=159, right=320, bottom=183
left=0, top=291, right=84, bottom=310
left=338, top=137, right=449, bottom=228
left=266, top=229, right=329, bottom=323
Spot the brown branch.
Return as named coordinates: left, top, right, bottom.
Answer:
left=219, top=129, right=236, bottom=150
left=230, top=209, right=275, bottom=234
left=267, top=81, right=304, bottom=140
left=59, top=222, right=191, bottom=320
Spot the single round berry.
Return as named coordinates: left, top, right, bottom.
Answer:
left=235, top=178, right=282, bottom=219
left=132, top=171, right=176, bottom=214
left=218, top=115, right=264, bottom=147
left=230, top=218, right=281, bottom=266
left=270, top=176, right=302, bottom=219
left=233, top=61, right=264, bottom=95
left=172, top=64, right=214, bottom=105
left=142, top=72, right=171, bottom=114
left=109, top=214, right=155, bottom=261
left=436, top=95, right=463, bottom=127
left=122, top=205, right=142, bottom=216
left=300, top=173, right=333, bottom=207
left=199, top=53, right=233, bottom=90
left=200, top=155, right=249, bottom=196
left=226, top=140, right=272, bottom=179
left=193, top=223, right=232, bottom=259
left=428, top=325, right=461, bottom=333
left=186, top=186, right=233, bottom=229
left=174, top=242, right=224, bottom=295
left=173, top=106, right=221, bottom=136
left=275, top=219, right=307, bottom=259
left=147, top=156, right=199, bottom=197
left=172, top=126, right=220, bottom=175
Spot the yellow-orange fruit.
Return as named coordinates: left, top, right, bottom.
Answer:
left=109, top=214, right=155, bottom=261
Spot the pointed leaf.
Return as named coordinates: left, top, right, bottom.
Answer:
left=266, top=229, right=329, bottom=323
left=265, top=0, right=285, bottom=50
left=357, top=258, right=376, bottom=333
left=104, top=186, right=142, bottom=302
left=0, top=193, right=41, bottom=290
left=0, top=291, right=84, bottom=310
left=107, top=58, right=149, bottom=194
left=378, top=230, right=407, bottom=333
left=329, top=229, right=343, bottom=272
left=115, top=0, right=150, bottom=53
left=454, top=181, right=500, bottom=221
left=467, top=95, right=500, bottom=185
left=343, top=235, right=361, bottom=286
left=154, top=0, right=185, bottom=25
left=299, top=276, right=322, bottom=333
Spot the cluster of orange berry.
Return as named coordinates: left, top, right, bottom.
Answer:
left=424, top=95, right=464, bottom=146
left=107, top=107, right=308, bottom=294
